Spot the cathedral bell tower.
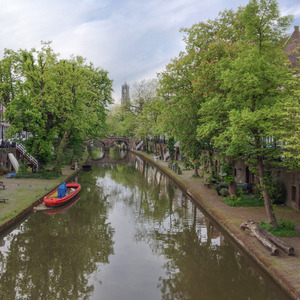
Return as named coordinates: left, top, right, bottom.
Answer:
left=121, top=82, right=130, bottom=105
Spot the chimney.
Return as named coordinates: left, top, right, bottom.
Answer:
left=295, top=25, right=299, bottom=33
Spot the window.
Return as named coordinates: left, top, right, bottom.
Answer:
left=292, top=186, right=296, bottom=201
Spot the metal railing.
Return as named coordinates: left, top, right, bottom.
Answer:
left=16, top=142, right=38, bottom=169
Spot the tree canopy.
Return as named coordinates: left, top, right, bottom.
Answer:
left=158, top=0, right=295, bottom=226
left=0, top=42, right=113, bottom=169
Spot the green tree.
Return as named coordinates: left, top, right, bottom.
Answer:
left=158, top=9, right=244, bottom=177
left=0, top=42, right=112, bottom=171
left=108, top=79, right=164, bottom=152
left=281, top=60, right=300, bottom=169
left=158, top=51, right=203, bottom=175
left=216, top=0, right=293, bottom=226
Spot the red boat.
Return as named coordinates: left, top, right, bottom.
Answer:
left=44, top=183, right=81, bottom=207
left=43, top=196, right=80, bottom=215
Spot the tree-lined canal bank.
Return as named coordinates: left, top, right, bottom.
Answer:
left=134, top=151, right=300, bottom=300
left=0, top=152, right=293, bottom=299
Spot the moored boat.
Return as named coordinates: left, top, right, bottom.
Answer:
left=82, top=163, right=92, bottom=171
left=44, top=182, right=81, bottom=207
left=43, top=196, right=80, bottom=215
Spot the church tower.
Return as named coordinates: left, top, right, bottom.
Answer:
left=121, top=82, right=130, bottom=105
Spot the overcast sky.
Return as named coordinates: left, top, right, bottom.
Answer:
left=0, top=0, right=299, bottom=104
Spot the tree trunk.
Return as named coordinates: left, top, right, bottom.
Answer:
left=51, top=133, right=68, bottom=174
left=208, top=150, right=216, bottom=178
left=228, top=182, right=238, bottom=196
left=240, top=220, right=279, bottom=255
left=154, top=137, right=158, bottom=155
left=257, top=159, right=278, bottom=227
left=194, top=165, right=199, bottom=177
left=159, top=142, right=164, bottom=159
left=261, top=227, right=295, bottom=255
left=241, top=220, right=295, bottom=255
left=227, top=156, right=237, bottom=196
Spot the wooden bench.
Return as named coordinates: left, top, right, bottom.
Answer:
left=0, top=182, right=5, bottom=189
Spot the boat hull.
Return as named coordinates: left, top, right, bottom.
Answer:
left=44, top=183, right=81, bottom=207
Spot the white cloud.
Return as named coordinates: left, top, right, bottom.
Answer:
left=0, top=0, right=299, bottom=103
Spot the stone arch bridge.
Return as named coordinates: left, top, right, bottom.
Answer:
left=91, top=137, right=135, bottom=151
left=89, top=150, right=131, bottom=164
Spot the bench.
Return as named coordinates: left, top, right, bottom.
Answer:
left=0, top=182, right=5, bottom=189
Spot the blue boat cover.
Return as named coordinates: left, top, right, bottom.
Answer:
left=6, top=173, right=16, bottom=178
left=57, top=182, right=67, bottom=198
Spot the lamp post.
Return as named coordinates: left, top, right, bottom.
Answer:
left=0, top=114, right=3, bottom=141
left=0, top=104, right=3, bottom=141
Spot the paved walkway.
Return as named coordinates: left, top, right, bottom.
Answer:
left=135, top=151, right=300, bottom=300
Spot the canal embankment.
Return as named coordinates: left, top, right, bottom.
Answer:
left=132, top=150, right=300, bottom=300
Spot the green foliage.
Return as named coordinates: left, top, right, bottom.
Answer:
left=16, top=161, right=32, bottom=175
left=223, top=194, right=264, bottom=207
left=281, top=71, right=300, bottom=169
left=220, top=188, right=229, bottom=197
left=15, top=165, right=60, bottom=179
left=256, top=173, right=286, bottom=204
left=106, top=79, right=165, bottom=140
left=0, top=42, right=113, bottom=168
left=183, top=159, right=192, bottom=170
left=263, top=173, right=286, bottom=204
left=237, top=187, right=243, bottom=197
left=222, top=163, right=235, bottom=184
left=0, top=165, right=7, bottom=172
left=260, top=218, right=297, bottom=237
left=167, top=136, right=175, bottom=161
left=207, top=176, right=216, bottom=184
left=213, top=172, right=221, bottom=182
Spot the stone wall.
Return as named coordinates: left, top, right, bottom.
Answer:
left=0, top=148, right=18, bottom=171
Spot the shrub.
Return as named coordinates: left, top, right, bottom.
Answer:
left=222, top=163, right=235, bottom=184
left=183, top=160, right=192, bottom=170
left=260, top=218, right=297, bottom=237
left=278, top=218, right=296, bottom=231
left=263, top=173, right=286, bottom=205
left=224, top=194, right=264, bottom=207
left=237, top=187, right=243, bottom=197
left=220, top=188, right=229, bottom=197
left=167, top=136, right=175, bottom=161
left=15, top=168, right=60, bottom=179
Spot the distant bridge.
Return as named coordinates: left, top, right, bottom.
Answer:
left=88, top=150, right=131, bottom=164
left=91, top=137, right=135, bottom=151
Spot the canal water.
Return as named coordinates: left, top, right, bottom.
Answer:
left=0, top=151, right=291, bottom=300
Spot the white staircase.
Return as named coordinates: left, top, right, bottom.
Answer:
left=164, top=151, right=170, bottom=161
left=16, top=142, right=39, bottom=169
left=136, top=140, right=143, bottom=150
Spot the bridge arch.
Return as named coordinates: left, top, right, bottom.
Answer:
left=92, top=137, right=134, bottom=151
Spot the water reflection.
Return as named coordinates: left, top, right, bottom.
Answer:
left=89, top=148, right=104, bottom=160
left=0, top=177, right=114, bottom=300
left=0, top=152, right=291, bottom=300
left=89, top=148, right=128, bottom=162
